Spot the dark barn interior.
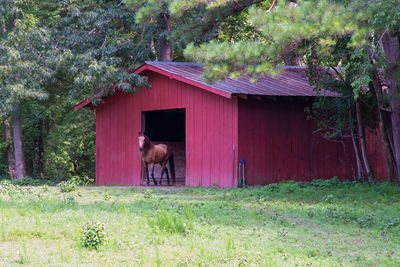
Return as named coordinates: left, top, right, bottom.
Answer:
left=142, top=109, right=186, bottom=185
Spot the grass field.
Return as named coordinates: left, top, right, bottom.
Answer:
left=0, top=179, right=400, bottom=266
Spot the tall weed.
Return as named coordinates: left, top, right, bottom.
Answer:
left=148, top=207, right=193, bottom=234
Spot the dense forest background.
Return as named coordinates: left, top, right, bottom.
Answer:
left=0, top=0, right=269, bottom=182
left=1, top=0, right=399, bottom=184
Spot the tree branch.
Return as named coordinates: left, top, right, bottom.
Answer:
left=268, top=0, right=277, bottom=12
left=182, top=0, right=265, bottom=36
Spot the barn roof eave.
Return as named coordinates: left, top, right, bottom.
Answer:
left=134, top=64, right=232, bottom=99
left=74, top=99, right=93, bottom=111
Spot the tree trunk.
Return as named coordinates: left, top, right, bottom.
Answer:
left=355, top=101, right=374, bottom=182
left=378, top=116, right=397, bottom=182
left=3, top=118, right=16, bottom=180
left=158, top=12, right=173, bottom=62
left=13, top=106, right=26, bottom=179
left=348, top=102, right=364, bottom=181
left=37, top=118, right=45, bottom=180
left=8, top=13, right=15, bottom=32
left=283, top=55, right=303, bottom=66
left=381, top=31, right=400, bottom=185
left=370, top=69, right=397, bottom=182
left=340, top=134, right=356, bottom=180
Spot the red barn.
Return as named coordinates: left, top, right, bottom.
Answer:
left=75, top=61, right=385, bottom=187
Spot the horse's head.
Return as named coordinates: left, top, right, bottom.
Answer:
left=138, top=132, right=147, bottom=151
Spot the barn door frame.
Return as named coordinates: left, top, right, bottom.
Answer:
left=140, top=108, right=186, bottom=186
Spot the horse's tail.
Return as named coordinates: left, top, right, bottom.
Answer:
left=169, top=151, right=176, bottom=184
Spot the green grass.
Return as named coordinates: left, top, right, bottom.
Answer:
left=0, top=179, right=399, bottom=266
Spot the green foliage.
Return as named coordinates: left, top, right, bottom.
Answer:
left=7, top=177, right=42, bottom=186
left=0, top=0, right=155, bottom=182
left=43, top=109, right=95, bottom=181
left=0, top=123, right=10, bottom=177
left=0, top=180, right=25, bottom=195
left=309, top=176, right=340, bottom=188
left=82, top=221, right=106, bottom=250
left=103, top=191, right=111, bottom=201
left=123, top=0, right=274, bottom=62
left=0, top=21, right=53, bottom=115
left=0, top=177, right=57, bottom=186
left=58, top=177, right=79, bottom=193
left=64, top=195, right=77, bottom=206
left=148, top=208, right=193, bottom=234
left=185, top=0, right=355, bottom=78
left=324, top=206, right=357, bottom=224
left=78, top=175, right=95, bottom=186
left=143, top=189, right=153, bottom=199
left=183, top=0, right=400, bottom=92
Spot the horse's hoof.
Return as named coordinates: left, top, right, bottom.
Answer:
left=154, top=181, right=158, bottom=185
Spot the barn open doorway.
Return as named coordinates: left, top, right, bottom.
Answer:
left=141, top=109, right=186, bottom=186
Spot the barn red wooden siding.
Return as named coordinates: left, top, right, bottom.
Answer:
left=95, top=71, right=238, bottom=187
left=365, top=128, right=387, bottom=180
left=238, top=98, right=386, bottom=184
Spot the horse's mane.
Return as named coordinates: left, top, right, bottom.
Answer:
left=140, top=134, right=153, bottom=148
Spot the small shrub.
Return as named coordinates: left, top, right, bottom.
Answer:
left=324, top=207, right=356, bottom=224
left=271, top=212, right=291, bottom=226
left=58, top=177, right=79, bottom=193
left=309, top=176, right=340, bottom=188
left=10, top=177, right=43, bottom=186
left=64, top=196, right=77, bottom=206
left=277, top=229, right=288, bottom=238
left=104, top=192, right=111, bottom=201
left=278, top=181, right=299, bottom=193
left=75, top=175, right=94, bottom=185
left=322, top=194, right=335, bottom=203
left=307, top=248, right=320, bottom=258
left=381, top=217, right=400, bottom=232
left=238, top=257, right=250, bottom=267
left=357, top=214, right=376, bottom=228
left=264, top=183, right=278, bottom=192
left=41, top=185, right=49, bottom=193
left=82, top=222, right=106, bottom=249
left=143, top=189, right=153, bottom=199
left=307, top=208, right=315, bottom=218
left=257, top=196, right=269, bottom=206
left=0, top=180, right=25, bottom=195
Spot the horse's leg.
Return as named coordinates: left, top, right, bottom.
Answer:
left=165, top=166, right=170, bottom=185
left=144, top=162, right=150, bottom=186
left=159, top=160, right=168, bottom=185
left=150, top=163, right=157, bottom=185
left=159, top=164, right=164, bottom=185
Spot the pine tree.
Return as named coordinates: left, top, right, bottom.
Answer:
left=185, top=0, right=400, bottom=183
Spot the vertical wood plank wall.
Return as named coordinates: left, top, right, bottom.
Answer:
left=238, top=98, right=386, bottom=185
left=95, top=72, right=238, bottom=187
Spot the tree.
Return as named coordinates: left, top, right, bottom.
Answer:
left=0, top=0, right=151, bottom=180
left=123, top=0, right=174, bottom=61
left=0, top=22, right=52, bottom=179
left=123, top=0, right=271, bottom=61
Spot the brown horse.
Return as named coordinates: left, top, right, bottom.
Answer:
left=138, top=132, right=176, bottom=186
